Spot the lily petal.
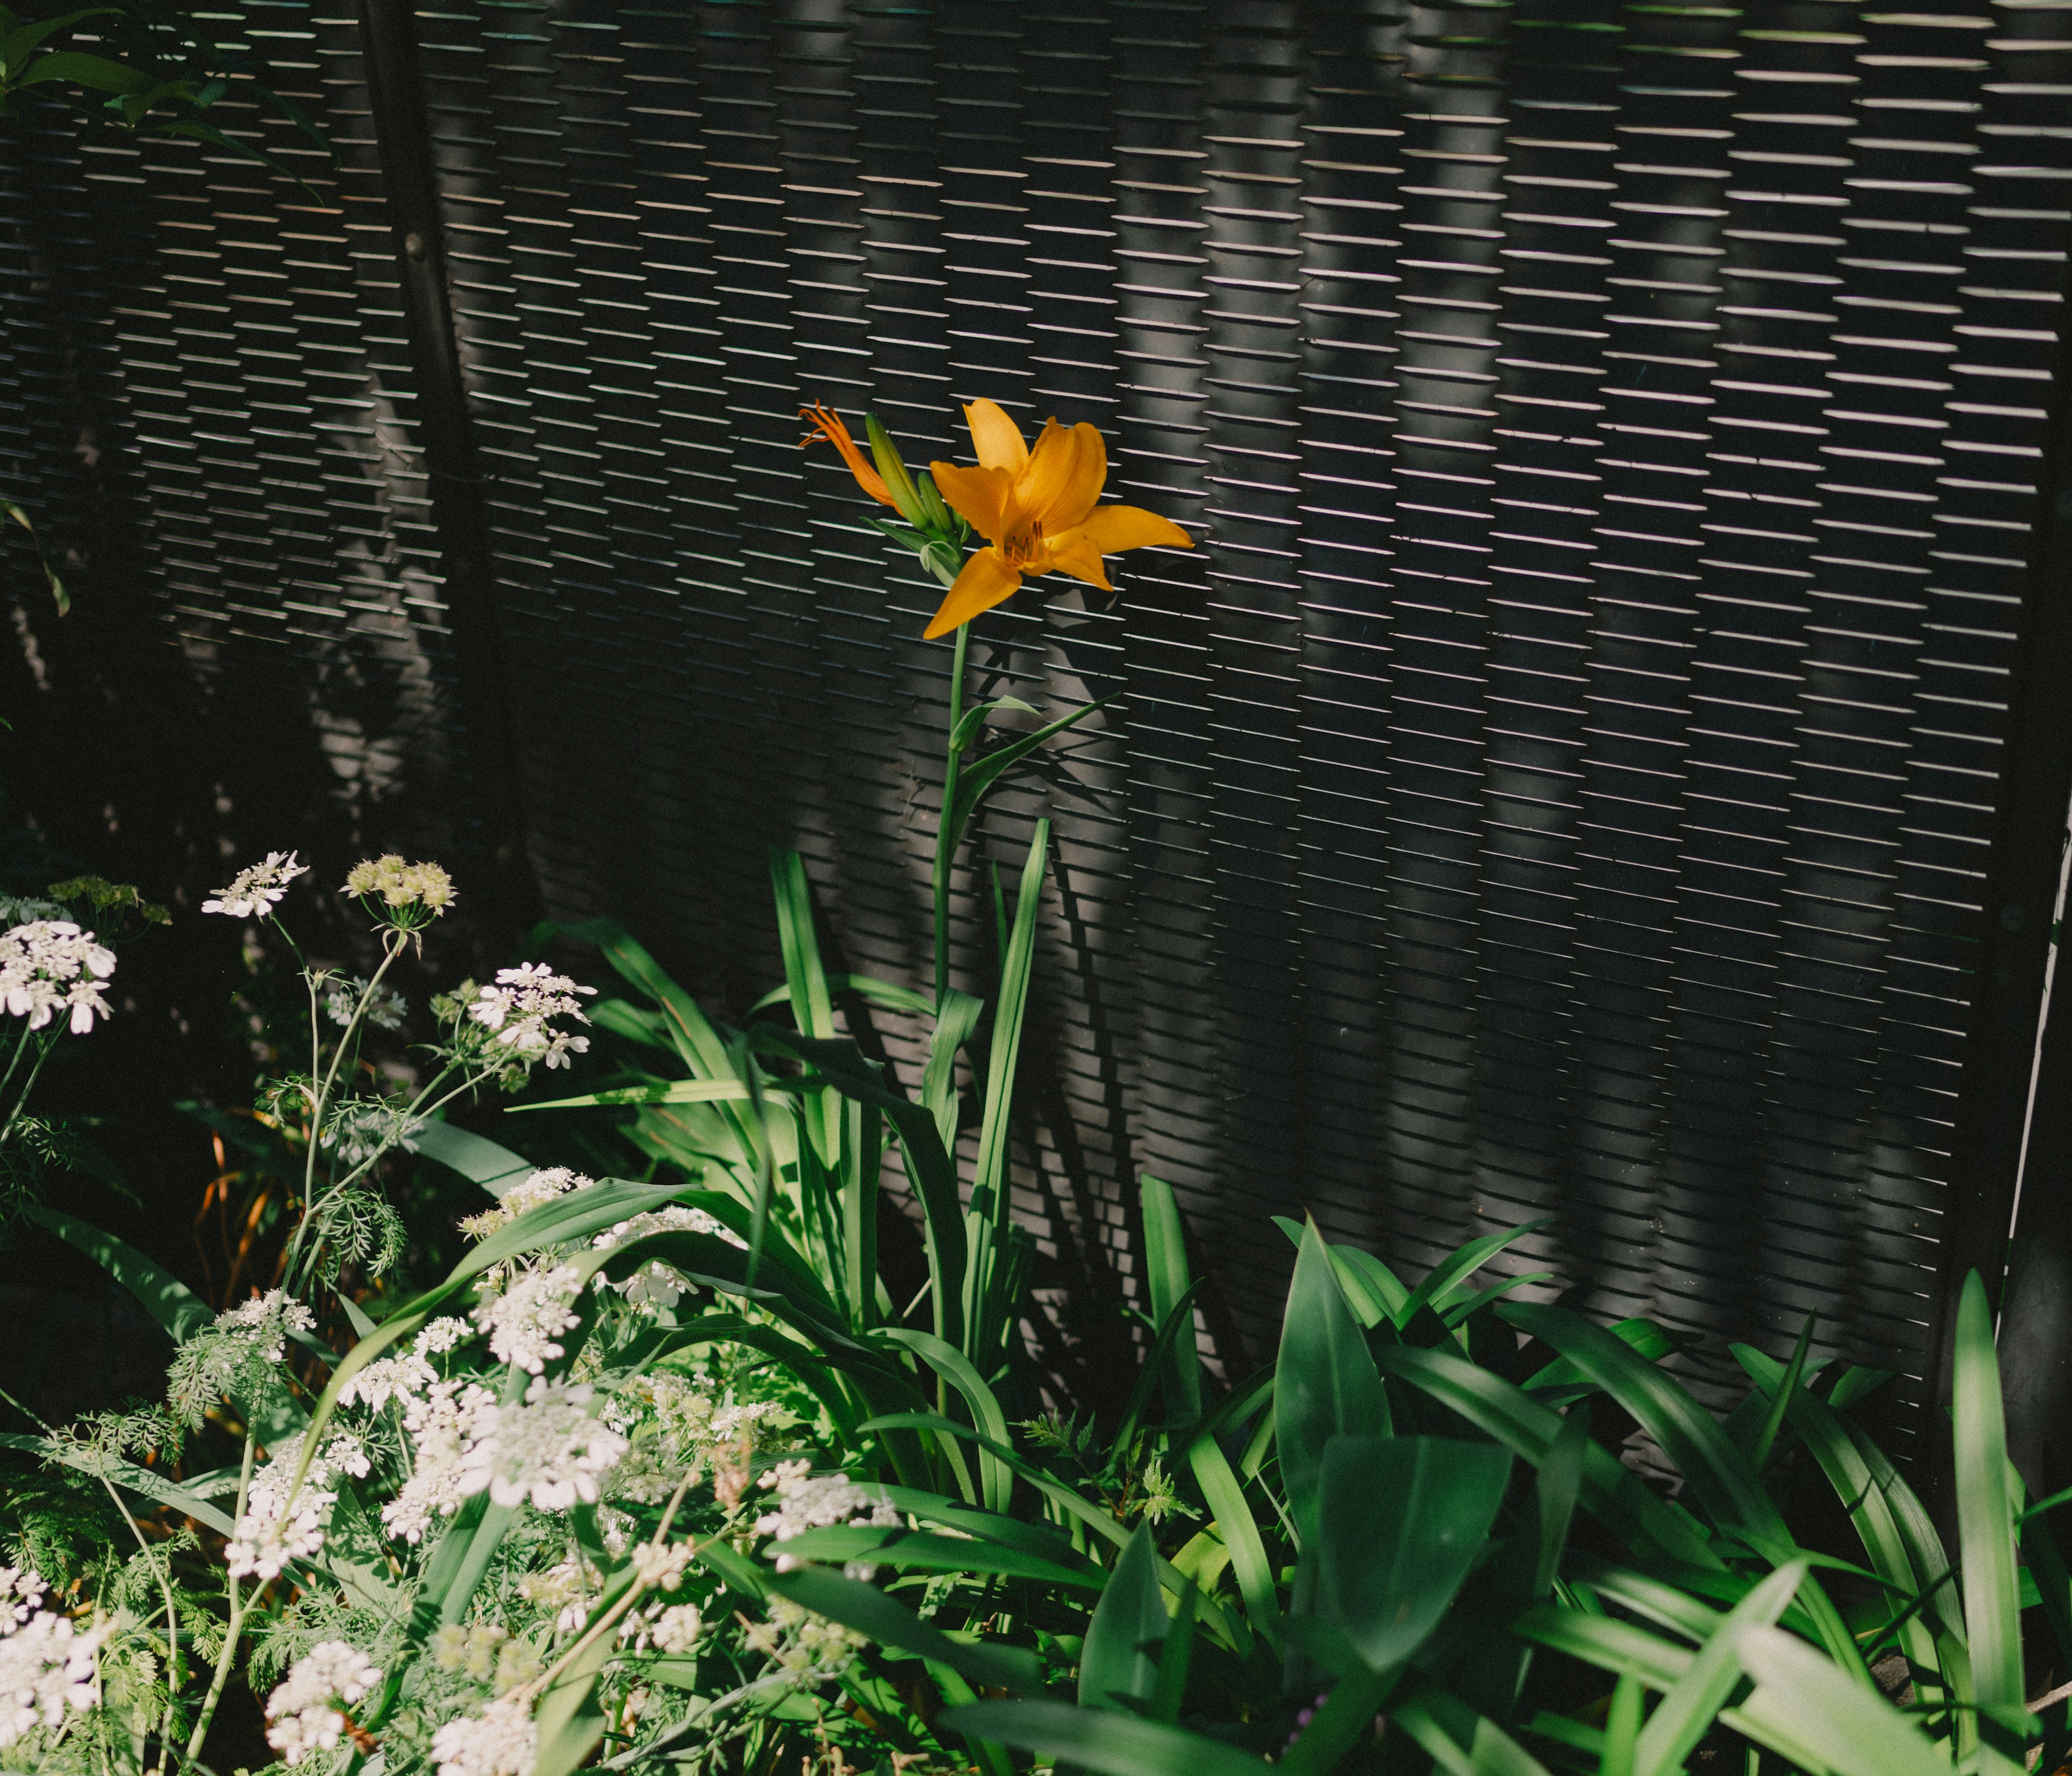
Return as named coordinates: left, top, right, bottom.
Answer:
left=1015, top=420, right=1107, bottom=533
left=1074, top=503, right=1193, bottom=554
left=924, top=549, right=1023, bottom=639
left=964, top=399, right=1030, bottom=477
left=801, top=404, right=898, bottom=509
left=929, top=461, right=1015, bottom=542
left=1044, top=528, right=1115, bottom=591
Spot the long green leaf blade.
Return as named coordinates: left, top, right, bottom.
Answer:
left=1954, top=1270, right=2025, bottom=1774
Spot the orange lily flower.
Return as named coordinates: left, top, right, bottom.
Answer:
left=924, top=399, right=1192, bottom=639
left=800, top=403, right=897, bottom=509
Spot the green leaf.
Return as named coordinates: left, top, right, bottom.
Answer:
left=1398, top=1219, right=1551, bottom=1326
left=946, top=1701, right=1270, bottom=1776
left=875, top=1484, right=1102, bottom=1575
left=530, top=1607, right=614, bottom=1776
left=0, top=1432, right=235, bottom=1536
left=1633, top=1560, right=1805, bottom=1776
left=1512, top=1603, right=1693, bottom=1692
left=1317, top=1435, right=1512, bottom=1673
left=754, top=1028, right=967, bottom=1350
left=1112, top=1278, right=1207, bottom=1458
left=17, top=49, right=150, bottom=90
left=923, top=988, right=984, bottom=1155
left=749, top=972, right=938, bottom=1020
left=1536, top=1406, right=1587, bottom=1597
left=766, top=1526, right=1102, bottom=1592
left=964, top=821, right=1048, bottom=1367
left=880, top=1326, right=1013, bottom=1514
left=1377, top=1341, right=1722, bottom=1571
left=1954, top=1271, right=2025, bottom=1775
left=1727, top=1624, right=1953, bottom=1776
left=1502, top=1301, right=1791, bottom=1556
left=771, top=848, right=841, bottom=1168
left=1392, top=1681, right=1560, bottom=1776
left=946, top=704, right=1107, bottom=856
left=1186, top=1431, right=1279, bottom=1651
left=23, top=1203, right=210, bottom=1342
left=768, top=1562, right=1044, bottom=1695
left=1278, top=1217, right=1389, bottom=1542
left=404, top=1118, right=536, bottom=1196
left=1082, top=1523, right=1167, bottom=1709
left=1746, top=1315, right=1814, bottom=1474
left=1141, top=1173, right=1204, bottom=1423
left=511, top=1078, right=751, bottom=1112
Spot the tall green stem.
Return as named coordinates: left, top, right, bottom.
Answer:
left=933, top=622, right=971, bottom=1008
left=183, top=1432, right=256, bottom=1768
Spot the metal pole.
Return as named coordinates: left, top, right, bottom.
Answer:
left=357, top=0, right=538, bottom=935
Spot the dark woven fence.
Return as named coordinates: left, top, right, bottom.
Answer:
left=4, top=0, right=2071, bottom=1464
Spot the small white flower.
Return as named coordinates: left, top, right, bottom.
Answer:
left=226, top=1431, right=370, bottom=1580
left=338, top=1347, right=437, bottom=1413
left=458, top=1376, right=628, bottom=1513
left=473, top=1263, right=585, bottom=1374
left=415, top=1315, right=476, bottom=1356
left=0, top=1608, right=109, bottom=1749
left=202, top=850, right=308, bottom=920
left=460, top=1167, right=592, bottom=1244
left=0, top=921, right=117, bottom=1034
left=324, top=974, right=406, bottom=1031
left=215, top=1289, right=318, bottom=1365
left=383, top=1377, right=495, bottom=1543
left=0, top=1568, right=47, bottom=1632
left=591, top=1205, right=742, bottom=1315
left=651, top=1602, right=703, bottom=1655
left=631, top=1539, right=692, bottom=1591
left=754, top=1463, right=898, bottom=1577
left=431, top=1691, right=538, bottom=1776
left=264, top=1640, right=379, bottom=1766
left=469, top=964, right=595, bottom=1071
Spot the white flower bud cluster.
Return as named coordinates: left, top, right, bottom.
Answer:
left=201, top=850, right=308, bottom=920
left=468, top=964, right=595, bottom=1071
left=460, top=1167, right=591, bottom=1244
left=214, top=1289, right=318, bottom=1366
left=0, top=920, right=115, bottom=1033
left=263, top=1640, right=379, bottom=1766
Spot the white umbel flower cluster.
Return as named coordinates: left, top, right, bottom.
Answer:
left=468, top=964, right=595, bottom=1070
left=0, top=921, right=115, bottom=1033
left=460, top=1167, right=591, bottom=1243
left=215, top=1289, right=318, bottom=1365
left=0, top=1585, right=108, bottom=1752
left=474, top=1264, right=586, bottom=1374
left=201, top=850, right=308, bottom=920
left=383, top=1378, right=495, bottom=1543
left=0, top=1569, right=45, bottom=1632
left=430, top=1691, right=537, bottom=1776
left=592, top=1205, right=741, bottom=1314
left=338, top=1347, right=437, bottom=1413
left=754, top=1461, right=899, bottom=1577
left=227, top=1430, right=371, bottom=1580
left=459, top=1377, right=628, bottom=1512
left=263, top=1640, right=379, bottom=1766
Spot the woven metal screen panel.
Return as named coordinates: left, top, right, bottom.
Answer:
left=0, top=13, right=470, bottom=872
left=2, top=0, right=2068, bottom=1445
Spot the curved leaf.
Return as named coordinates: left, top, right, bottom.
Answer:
left=946, top=1699, right=1269, bottom=1776
left=1081, top=1524, right=1167, bottom=1709
left=24, top=1203, right=210, bottom=1342
left=1278, top=1217, right=1388, bottom=1541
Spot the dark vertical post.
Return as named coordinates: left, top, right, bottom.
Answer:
left=2003, top=927, right=2072, bottom=1498
left=1930, top=259, right=2072, bottom=1463
left=358, top=0, right=538, bottom=934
